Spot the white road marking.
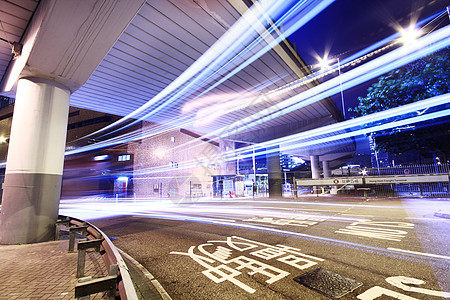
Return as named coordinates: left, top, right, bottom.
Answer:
left=357, top=286, right=418, bottom=299
left=386, top=276, right=450, bottom=298
left=336, top=221, right=413, bottom=241
left=172, top=236, right=325, bottom=293
left=118, top=248, right=173, bottom=300
left=388, top=247, right=450, bottom=260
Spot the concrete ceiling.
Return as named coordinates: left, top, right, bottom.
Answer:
left=0, top=0, right=38, bottom=85
left=0, top=0, right=354, bottom=161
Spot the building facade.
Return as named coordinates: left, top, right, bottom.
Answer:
left=129, top=122, right=235, bottom=200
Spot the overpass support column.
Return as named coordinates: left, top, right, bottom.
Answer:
left=310, top=155, right=320, bottom=194
left=0, top=78, right=70, bottom=244
left=310, top=155, right=320, bottom=179
left=322, top=160, right=331, bottom=178
left=267, top=146, right=282, bottom=198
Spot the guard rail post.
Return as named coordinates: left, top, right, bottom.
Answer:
left=77, top=239, right=104, bottom=278
left=54, top=218, right=70, bottom=241
left=60, top=215, right=139, bottom=299
left=75, top=274, right=117, bottom=300
left=69, top=226, right=88, bottom=253
left=108, top=264, right=119, bottom=299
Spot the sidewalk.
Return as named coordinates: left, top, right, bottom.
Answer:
left=0, top=239, right=105, bottom=299
left=0, top=239, right=165, bottom=299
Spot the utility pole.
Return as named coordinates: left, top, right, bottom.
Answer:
left=337, top=58, right=346, bottom=119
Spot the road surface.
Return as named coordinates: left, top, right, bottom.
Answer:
left=60, top=196, right=450, bottom=299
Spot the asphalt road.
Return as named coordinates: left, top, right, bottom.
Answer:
left=60, top=196, right=450, bottom=299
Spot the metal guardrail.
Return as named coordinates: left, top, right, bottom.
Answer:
left=294, top=174, right=450, bottom=198
left=57, top=215, right=138, bottom=300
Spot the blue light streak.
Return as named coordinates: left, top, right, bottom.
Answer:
left=58, top=199, right=448, bottom=265
left=73, top=0, right=334, bottom=142
left=66, top=92, right=448, bottom=174
left=65, top=11, right=450, bottom=168
left=208, top=24, right=450, bottom=140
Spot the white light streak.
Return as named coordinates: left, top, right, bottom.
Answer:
left=64, top=10, right=450, bottom=166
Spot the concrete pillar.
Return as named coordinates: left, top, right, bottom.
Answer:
left=267, top=146, right=282, bottom=198
left=0, top=78, right=70, bottom=244
left=310, top=155, right=320, bottom=179
left=322, top=160, right=331, bottom=178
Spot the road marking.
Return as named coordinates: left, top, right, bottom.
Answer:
left=357, top=286, right=418, bottom=299
left=388, top=247, right=450, bottom=260
left=340, top=213, right=444, bottom=222
left=171, top=236, right=325, bottom=293
left=244, top=216, right=326, bottom=227
left=386, top=276, right=450, bottom=298
left=336, top=221, right=413, bottom=241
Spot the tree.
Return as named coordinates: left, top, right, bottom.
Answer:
left=350, top=48, right=450, bottom=160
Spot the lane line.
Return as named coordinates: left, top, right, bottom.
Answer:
left=388, top=248, right=450, bottom=260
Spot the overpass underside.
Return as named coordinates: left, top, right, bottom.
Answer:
left=0, top=0, right=352, bottom=243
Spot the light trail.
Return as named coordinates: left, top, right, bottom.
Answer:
left=186, top=0, right=335, bottom=103
left=76, top=0, right=331, bottom=140
left=233, top=93, right=450, bottom=161
left=65, top=90, right=450, bottom=170
left=64, top=12, right=450, bottom=163
left=121, top=0, right=333, bottom=130
left=58, top=198, right=449, bottom=266
left=207, top=24, right=450, bottom=140
left=108, top=93, right=449, bottom=176
left=157, top=9, right=450, bottom=141
left=329, top=10, right=447, bottom=71
left=135, top=23, right=450, bottom=160
left=279, top=108, right=450, bottom=153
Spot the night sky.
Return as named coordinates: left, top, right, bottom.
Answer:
left=289, top=0, right=449, bottom=115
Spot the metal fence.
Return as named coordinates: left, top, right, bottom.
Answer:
left=300, top=163, right=450, bottom=198
left=364, top=163, right=449, bottom=176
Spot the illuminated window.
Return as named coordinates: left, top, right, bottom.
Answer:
left=169, top=161, right=179, bottom=168
left=94, top=155, right=109, bottom=161
left=171, top=136, right=175, bottom=142
left=118, top=154, right=131, bottom=161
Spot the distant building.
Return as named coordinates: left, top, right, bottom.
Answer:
left=129, top=123, right=235, bottom=199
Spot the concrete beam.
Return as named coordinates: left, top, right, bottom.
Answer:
left=1, top=0, right=146, bottom=94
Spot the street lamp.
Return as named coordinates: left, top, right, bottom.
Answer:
left=317, top=55, right=332, bottom=71
left=317, top=55, right=346, bottom=119
left=236, top=153, right=242, bottom=175
left=399, top=25, right=421, bottom=46
left=337, top=57, right=345, bottom=119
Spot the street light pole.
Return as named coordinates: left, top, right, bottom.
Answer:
left=337, top=57, right=346, bottom=119
left=236, top=153, right=241, bottom=175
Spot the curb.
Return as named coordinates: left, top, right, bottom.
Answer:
left=118, top=248, right=173, bottom=300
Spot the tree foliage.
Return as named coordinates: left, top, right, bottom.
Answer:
left=350, top=48, right=450, bottom=157
left=352, top=48, right=450, bottom=115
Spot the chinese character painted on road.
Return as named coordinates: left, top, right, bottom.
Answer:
left=170, top=236, right=325, bottom=293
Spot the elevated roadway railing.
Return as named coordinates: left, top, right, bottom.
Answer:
left=295, top=174, right=450, bottom=198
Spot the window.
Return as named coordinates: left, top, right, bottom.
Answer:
left=169, top=161, right=179, bottom=168
left=171, top=136, right=175, bottom=142
left=118, top=154, right=131, bottom=161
